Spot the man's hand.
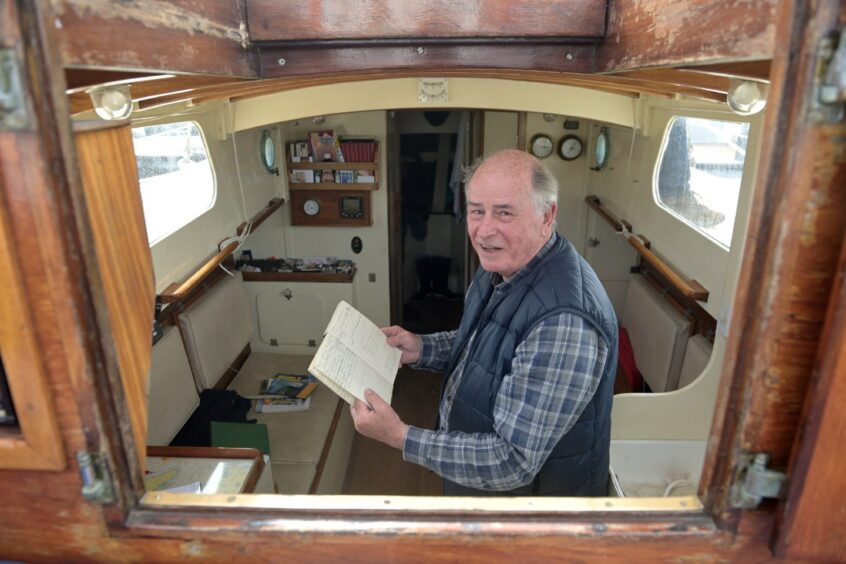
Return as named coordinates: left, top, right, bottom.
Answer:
left=381, top=325, right=422, bottom=365
left=350, top=389, right=409, bottom=450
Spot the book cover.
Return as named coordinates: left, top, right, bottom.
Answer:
left=210, top=421, right=270, bottom=455
left=308, top=300, right=401, bottom=406
left=255, top=396, right=311, bottom=413
left=260, top=375, right=317, bottom=400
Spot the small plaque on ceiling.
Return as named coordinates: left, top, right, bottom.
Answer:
left=418, top=78, right=448, bottom=103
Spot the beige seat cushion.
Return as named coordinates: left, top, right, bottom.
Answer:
left=227, top=353, right=351, bottom=493
left=147, top=327, right=200, bottom=446
left=178, top=272, right=253, bottom=390
left=621, top=276, right=691, bottom=392
left=678, top=334, right=713, bottom=390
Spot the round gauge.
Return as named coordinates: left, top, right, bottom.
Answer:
left=593, top=127, right=610, bottom=171
left=303, top=199, right=321, bottom=216
left=260, top=129, right=277, bottom=173
left=558, top=134, right=583, bottom=160
left=529, top=134, right=554, bottom=159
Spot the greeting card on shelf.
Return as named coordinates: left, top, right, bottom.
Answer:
left=309, top=130, right=344, bottom=162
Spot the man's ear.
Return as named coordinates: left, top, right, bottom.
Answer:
left=543, top=202, right=558, bottom=227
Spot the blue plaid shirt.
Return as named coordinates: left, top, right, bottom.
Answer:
left=403, top=236, right=609, bottom=491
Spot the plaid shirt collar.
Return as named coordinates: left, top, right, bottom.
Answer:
left=489, top=232, right=558, bottom=290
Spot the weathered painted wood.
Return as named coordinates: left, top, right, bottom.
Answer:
left=701, top=0, right=846, bottom=539
left=51, top=0, right=257, bottom=77
left=247, top=0, right=606, bottom=42
left=258, top=44, right=597, bottom=76
left=775, top=235, right=846, bottom=561
left=599, top=0, right=778, bottom=72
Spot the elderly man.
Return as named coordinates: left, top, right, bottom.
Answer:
left=351, top=149, right=618, bottom=496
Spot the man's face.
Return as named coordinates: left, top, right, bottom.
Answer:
left=466, top=158, right=556, bottom=279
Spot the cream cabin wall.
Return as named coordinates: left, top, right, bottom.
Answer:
left=245, top=111, right=391, bottom=327
left=147, top=108, right=284, bottom=293
left=587, top=95, right=765, bottom=441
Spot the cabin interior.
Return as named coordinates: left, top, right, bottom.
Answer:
left=2, top=1, right=844, bottom=560
left=61, top=60, right=767, bottom=498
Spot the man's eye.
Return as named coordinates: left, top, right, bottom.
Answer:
left=497, top=210, right=512, bottom=217
left=469, top=209, right=483, bottom=215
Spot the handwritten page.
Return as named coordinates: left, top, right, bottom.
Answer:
left=308, top=301, right=400, bottom=405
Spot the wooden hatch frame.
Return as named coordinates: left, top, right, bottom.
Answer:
left=0, top=0, right=844, bottom=561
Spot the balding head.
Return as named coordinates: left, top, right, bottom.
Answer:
left=464, top=149, right=558, bottom=216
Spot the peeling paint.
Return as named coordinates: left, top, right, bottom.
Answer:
left=55, top=0, right=244, bottom=43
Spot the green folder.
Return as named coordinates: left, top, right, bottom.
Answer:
left=210, top=421, right=270, bottom=455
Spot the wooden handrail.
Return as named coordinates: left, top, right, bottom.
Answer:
left=584, top=195, right=631, bottom=232
left=585, top=194, right=709, bottom=302
left=627, top=235, right=709, bottom=301
left=160, top=240, right=239, bottom=303
left=237, top=197, right=285, bottom=236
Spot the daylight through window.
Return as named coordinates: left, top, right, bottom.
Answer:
left=654, top=116, right=749, bottom=248
left=132, top=122, right=216, bottom=244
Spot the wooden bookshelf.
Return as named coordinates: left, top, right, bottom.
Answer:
left=287, top=141, right=379, bottom=191
left=242, top=268, right=356, bottom=283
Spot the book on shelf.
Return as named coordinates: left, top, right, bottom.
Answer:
left=308, top=300, right=401, bottom=406
left=255, top=396, right=311, bottom=413
left=309, top=129, right=344, bottom=162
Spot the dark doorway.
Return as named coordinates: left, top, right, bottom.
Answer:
left=389, top=110, right=469, bottom=334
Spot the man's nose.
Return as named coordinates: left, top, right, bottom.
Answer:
left=477, top=213, right=497, bottom=237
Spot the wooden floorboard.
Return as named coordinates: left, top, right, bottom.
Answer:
left=342, top=367, right=444, bottom=495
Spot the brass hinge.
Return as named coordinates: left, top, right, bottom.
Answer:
left=0, top=48, right=31, bottom=131
left=76, top=451, right=115, bottom=504
left=729, top=453, right=787, bottom=509
left=810, top=28, right=846, bottom=122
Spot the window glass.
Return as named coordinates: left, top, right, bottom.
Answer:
left=131, top=122, right=216, bottom=244
left=655, top=117, right=749, bottom=247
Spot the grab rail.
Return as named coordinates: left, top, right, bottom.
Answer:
left=584, top=195, right=709, bottom=302
left=159, top=198, right=286, bottom=304
left=160, top=240, right=239, bottom=304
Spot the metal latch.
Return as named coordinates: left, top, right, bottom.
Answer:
left=810, top=28, right=846, bottom=122
left=0, top=48, right=31, bottom=131
left=729, top=453, right=786, bottom=509
left=77, top=451, right=115, bottom=504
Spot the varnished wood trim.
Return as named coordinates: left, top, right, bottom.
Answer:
left=628, top=235, right=709, bottom=302
left=242, top=270, right=356, bottom=283
left=141, top=492, right=702, bottom=513
left=679, top=61, right=772, bottom=82
left=147, top=446, right=262, bottom=460
left=247, top=0, right=605, bottom=42
left=76, top=124, right=156, bottom=472
left=68, top=74, right=252, bottom=115
left=215, top=343, right=251, bottom=390
left=288, top=182, right=378, bottom=191
left=585, top=195, right=626, bottom=232
left=309, top=398, right=345, bottom=494
left=160, top=241, right=239, bottom=303
left=237, top=197, right=285, bottom=236
left=289, top=162, right=377, bottom=171
left=0, top=190, right=65, bottom=470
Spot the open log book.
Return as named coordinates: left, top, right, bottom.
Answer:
left=308, top=301, right=401, bottom=406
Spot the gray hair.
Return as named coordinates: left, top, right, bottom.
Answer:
left=463, top=153, right=558, bottom=216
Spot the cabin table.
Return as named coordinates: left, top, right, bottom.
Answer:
left=144, top=446, right=273, bottom=494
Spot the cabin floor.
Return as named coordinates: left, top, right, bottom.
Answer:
left=343, top=366, right=444, bottom=495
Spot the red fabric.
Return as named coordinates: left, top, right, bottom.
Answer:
left=618, top=327, right=644, bottom=391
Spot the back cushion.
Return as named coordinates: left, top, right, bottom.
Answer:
left=178, top=271, right=253, bottom=390
left=147, top=327, right=199, bottom=446
left=678, top=334, right=713, bottom=390
left=621, top=276, right=691, bottom=392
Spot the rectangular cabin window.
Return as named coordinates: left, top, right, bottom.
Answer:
left=654, top=117, right=750, bottom=248
left=131, top=122, right=217, bottom=245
